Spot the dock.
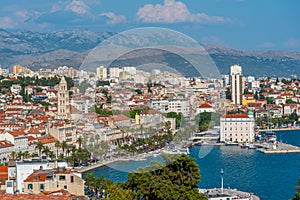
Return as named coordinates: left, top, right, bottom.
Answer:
left=202, top=188, right=260, bottom=200
left=256, top=142, right=300, bottom=154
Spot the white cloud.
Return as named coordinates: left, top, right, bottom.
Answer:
left=284, top=38, right=300, bottom=49
left=0, top=17, right=18, bottom=29
left=137, top=0, right=228, bottom=23
left=99, top=12, right=126, bottom=25
left=65, top=0, right=89, bottom=15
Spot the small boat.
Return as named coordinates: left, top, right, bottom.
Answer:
left=225, top=141, right=239, bottom=146
left=194, top=141, right=215, bottom=146
left=265, top=132, right=277, bottom=143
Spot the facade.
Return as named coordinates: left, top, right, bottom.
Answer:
left=150, top=98, right=190, bottom=117
left=48, top=122, right=76, bottom=145
left=56, top=77, right=70, bottom=120
left=220, top=112, right=255, bottom=143
left=96, top=66, right=108, bottom=79
left=138, top=110, right=163, bottom=126
left=230, top=65, right=243, bottom=105
left=23, top=167, right=84, bottom=196
left=0, top=131, right=28, bottom=153
left=0, top=140, right=14, bottom=163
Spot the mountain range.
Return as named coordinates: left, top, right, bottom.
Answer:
left=1, top=28, right=300, bottom=78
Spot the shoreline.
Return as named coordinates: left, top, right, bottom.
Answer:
left=258, top=127, right=300, bottom=132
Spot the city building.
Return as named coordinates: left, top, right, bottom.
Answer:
left=12, top=65, right=33, bottom=75
left=56, top=77, right=70, bottom=120
left=96, top=66, right=108, bottom=79
left=23, top=167, right=84, bottom=196
left=230, top=65, right=243, bottom=105
left=220, top=111, right=255, bottom=143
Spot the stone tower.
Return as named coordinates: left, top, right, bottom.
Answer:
left=57, top=76, right=70, bottom=120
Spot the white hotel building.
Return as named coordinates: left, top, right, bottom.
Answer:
left=220, top=112, right=255, bottom=143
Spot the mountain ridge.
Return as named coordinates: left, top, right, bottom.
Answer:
left=0, top=28, right=300, bottom=77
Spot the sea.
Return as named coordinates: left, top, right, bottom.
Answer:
left=83, top=130, right=300, bottom=200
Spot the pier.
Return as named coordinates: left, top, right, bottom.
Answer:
left=256, top=142, right=300, bottom=154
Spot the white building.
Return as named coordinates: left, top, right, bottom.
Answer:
left=150, top=98, right=190, bottom=117
left=230, top=65, right=243, bottom=105
left=15, top=160, right=67, bottom=193
left=0, top=131, right=28, bottom=153
left=96, top=66, right=108, bottom=79
left=109, top=67, right=122, bottom=78
left=220, top=112, right=255, bottom=143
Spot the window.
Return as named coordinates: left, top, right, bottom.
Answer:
left=59, top=175, right=66, bottom=180
left=28, top=184, right=33, bottom=190
left=71, top=176, right=74, bottom=183
left=64, top=185, right=68, bottom=189
left=40, top=184, right=44, bottom=191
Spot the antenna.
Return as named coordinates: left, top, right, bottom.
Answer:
left=220, top=168, right=224, bottom=194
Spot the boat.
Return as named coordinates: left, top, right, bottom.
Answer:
left=162, top=147, right=190, bottom=155
left=225, top=141, right=239, bottom=146
left=264, top=109, right=277, bottom=143
left=265, top=132, right=277, bottom=143
left=194, top=141, right=215, bottom=146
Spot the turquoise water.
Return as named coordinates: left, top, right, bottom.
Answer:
left=84, top=130, right=300, bottom=200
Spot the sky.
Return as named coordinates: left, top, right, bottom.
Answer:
left=0, top=0, right=299, bottom=50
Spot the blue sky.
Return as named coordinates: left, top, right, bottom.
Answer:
left=0, top=0, right=299, bottom=50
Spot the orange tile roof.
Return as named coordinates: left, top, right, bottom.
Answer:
left=110, top=114, right=130, bottom=121
left=199, top=103, right=213, bottom=108
left=0, top=194, right=74, bottom=200
left=24, top=171, right=48, bottom=182
left=8, top=131, right=26, bottom=137
left=222, top=113, right=249, bottom=118
left=38, top=135, right=57, bottom=144
left=141, top=109, right=161, bottom=114
left=0, top=140, right=13, bottom=148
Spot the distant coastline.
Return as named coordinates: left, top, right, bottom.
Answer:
left=259, top=127, right=300, bottom=132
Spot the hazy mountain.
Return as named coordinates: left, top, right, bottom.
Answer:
left=1, top=28, right=300, bottom=77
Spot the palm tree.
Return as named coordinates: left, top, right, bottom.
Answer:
left=54, top=141, right=61, bottom=159
left=76, top=136, right=83, bottom=149
left=95, top=134, right=100, bottom=145
left=42, top=146, right=51, bottom=157
left=61, top=141, right=68, bottom=156
left=35, top=141, right=44, bottom=157
left=16, top=151, right=23, bottom=160
left=23, top=151, right=30, bottom=159
left=10, top=151, right=16, bottom=160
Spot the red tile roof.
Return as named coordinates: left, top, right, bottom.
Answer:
left=198, top=103, right=213, bottom=108
left=24, top=170, right=48, bottom=182
left=0, top=194, right=74, bottom=200
left=222, top=113, right=249, bottom=118
left=140, top=110, right=161, bottom=114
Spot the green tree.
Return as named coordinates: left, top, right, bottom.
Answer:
left=289, top=111, right=299, bottom=122
left=55, top=141, right=61, bottom=159
left=123, top=154, right=207, bottom=200
left=35, top=141, right=44, bottom=157
left=76, top=136, right=83, bottom=150
left=292, top=178, right=300, bottom=200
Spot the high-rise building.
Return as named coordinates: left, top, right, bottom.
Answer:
left=230, top=65, right=243, bottom=105
left=57, top=77, right=70, bottom=120
left=96, top=66, right=108, bottom=79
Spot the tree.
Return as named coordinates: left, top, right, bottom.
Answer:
left=76, top=136, right=83, bottom=150
left=61, top=141, right=68, bottom=156
left=35, top=141, right=44, bottom=157
left=55, top=141, right=61, bottom=159
left=123, top=154, right=207, bottom=200
left=292, top=178, right=300, bottom=200
left=10, top=151, right=16, bottom=160
left=289, top=111, right=299, bottom=122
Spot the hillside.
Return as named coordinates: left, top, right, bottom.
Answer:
left=1, top=28, right=300, bottom=77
